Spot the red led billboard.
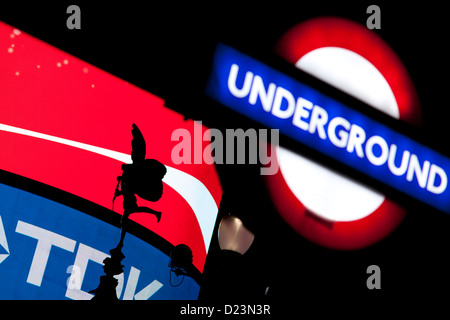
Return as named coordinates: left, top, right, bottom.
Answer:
left=0, top=21, right=222, bottom=273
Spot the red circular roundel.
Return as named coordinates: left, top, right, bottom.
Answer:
left=265, top=17, right=422, bottom=250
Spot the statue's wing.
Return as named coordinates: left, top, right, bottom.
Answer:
left=131, top=123, right=146, bottom=164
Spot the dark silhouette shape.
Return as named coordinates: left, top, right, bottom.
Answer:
left=90, top=124, right=167, bottom=300
left=113, top=124, right=167, bottom=249
left=169, top=244, right=204, bottom=287
left=89, top=247, right=125, bottom=301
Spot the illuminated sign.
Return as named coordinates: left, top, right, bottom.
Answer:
left=206, top=42, right=450, bottom=214
left=0, top=19, right=222, bottom=291
left=265, top=17, right=422, bottom=250
left=0, top=183, right=200, bottom=300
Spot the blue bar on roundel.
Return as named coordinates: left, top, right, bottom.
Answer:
left=206, top=43, right=450, bottom=214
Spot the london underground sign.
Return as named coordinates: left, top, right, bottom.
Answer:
left=267, top=17, right=419, bottom=249
left=206, top=30, right=450, bottom=247
left=207, top=42, right=449, bottom=205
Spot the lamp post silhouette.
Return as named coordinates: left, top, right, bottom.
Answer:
left=202, top=214, right=255, bottom=301
left=168, top=244, right=204, bottom=287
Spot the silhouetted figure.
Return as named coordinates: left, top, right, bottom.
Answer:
left=89, top=247, right=125, bottom=301
left=90, top=124, right=167, bottom=300
left=113, top=124, right=167, bottom=249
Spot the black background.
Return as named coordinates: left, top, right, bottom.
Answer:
left=1, top=0, right=449, bottom=311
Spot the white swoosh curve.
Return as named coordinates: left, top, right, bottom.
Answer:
left=0, top=123, right=218, bottom=252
